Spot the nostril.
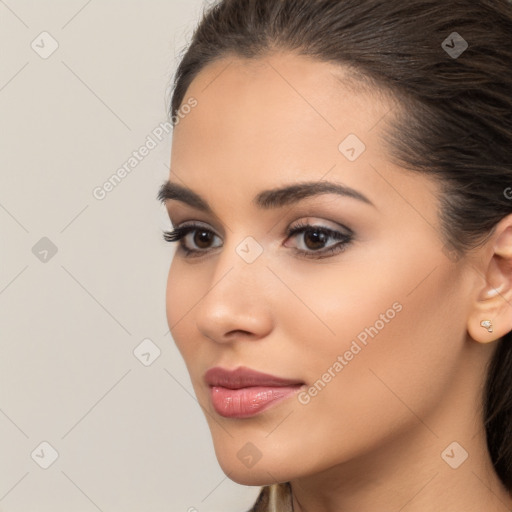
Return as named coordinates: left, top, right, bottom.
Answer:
left=226, top=329, right=253, bottom=337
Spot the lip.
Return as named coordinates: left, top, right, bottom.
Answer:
left=204, top=366, right=304, bottom=389
left=204, top=366, right=305, bottom=418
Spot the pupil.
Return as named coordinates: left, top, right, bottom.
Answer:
left=195, top=230, right=212, bottom=248
left=306, top=230, right=326, bottom=250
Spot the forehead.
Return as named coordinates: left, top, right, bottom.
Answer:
left=169, top=52, right=439, bottom=226
left=172, top=52, right=391, bottom=170
left=178, top=51, right=389, bottom=133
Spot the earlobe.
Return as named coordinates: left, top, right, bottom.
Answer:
left=467, top=216, right=512, bottom=344
left=469, top=283, right=508, bottom=342
left=468, top=283, right=511, bottom=343
left=479, top=319, right=493, bottom=333
left=468, top=312, right=499, bottom=344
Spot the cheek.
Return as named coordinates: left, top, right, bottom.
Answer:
left=289, top=257, right=465, bottom=436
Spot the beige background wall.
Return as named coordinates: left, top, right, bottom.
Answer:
left=0, top=1, right=260, bottom=510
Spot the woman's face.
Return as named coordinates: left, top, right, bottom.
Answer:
left=163, top=52, right=483, bottom=485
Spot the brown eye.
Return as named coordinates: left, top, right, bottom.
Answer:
left=193, top=229, right=215, bottom=249
left=302, top=229, right=330, bottom=250
left=162, top=224, right=222, bottom=257
left=285, top=222, right=354, bottom=259
left=162, top=221, right=354, bottom=260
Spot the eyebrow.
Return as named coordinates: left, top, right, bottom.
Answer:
left=157, top=179, right=375, bottom=213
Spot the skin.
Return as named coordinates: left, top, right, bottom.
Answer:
left=162, top=52, right=512, bottom=512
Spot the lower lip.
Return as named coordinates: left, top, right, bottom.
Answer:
left=209, top=385, right=303, bottom=418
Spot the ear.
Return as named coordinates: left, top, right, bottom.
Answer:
left=467, top=213, right=512, bottom=344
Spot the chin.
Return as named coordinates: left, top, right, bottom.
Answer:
left=214, top=448, right=296, bottom=486
left=224, top=469, right=272, bottom=486
left=222, top=466, right=289, bottom=487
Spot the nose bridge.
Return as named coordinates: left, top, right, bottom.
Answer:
left=209, top=233, right=268, bottom=307
left=194, top=233, right=273, bottom=341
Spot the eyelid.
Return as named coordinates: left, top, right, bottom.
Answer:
left=169, top=216, right=226, bottom=236
left=171, top=216, right=353, bottom=242
left=289, top=217, right=354, bottom=234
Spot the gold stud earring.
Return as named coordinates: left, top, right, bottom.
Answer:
left=480, top=320, right=493, bottom=333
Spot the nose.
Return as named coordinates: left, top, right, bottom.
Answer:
left=193, top=243, right=274, bottom=344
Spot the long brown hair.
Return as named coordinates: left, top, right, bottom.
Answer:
left=168, top=0, right=512, bottom=508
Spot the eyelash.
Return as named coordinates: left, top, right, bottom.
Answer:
left=162, top=221, right=354, bottom=260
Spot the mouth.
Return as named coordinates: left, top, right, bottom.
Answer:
left=204, top=366, right=305, bottom=418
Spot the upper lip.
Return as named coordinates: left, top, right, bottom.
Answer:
left=204, top=366, right=304, bottom=389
